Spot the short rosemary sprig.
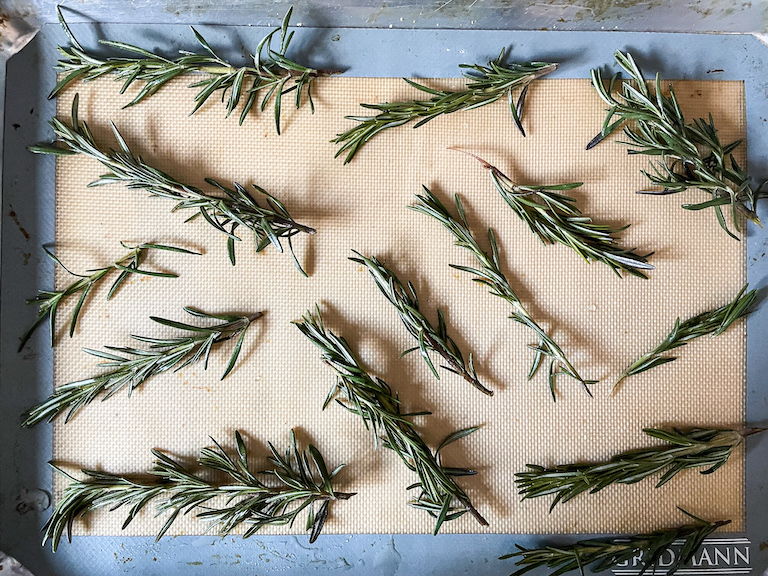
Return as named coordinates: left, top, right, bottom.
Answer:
left=411, top=187, right=594, bottom=399
left=333, top=50, right=557, bottom=163
left=294, top=308, right=487, bottom=533
left=617, top=284, right=756, bottom=387
left=501, top=509, right=730, bottom=576
left=350, top=251, right=491, bottom=396
left=590, top=50, right=762, bottom=239
left=31, top=95, right=314, bottom=274
left=52, top=7, right=325, bottom=133
left=44, top=429, right=354, bottom=551
left=19, top=241, right=197, bottom=352
left=516, top=427, right=761, bottom=510
left=23, top=307, right=260, bottom=426
left=457, top=150, right=654, bottom=278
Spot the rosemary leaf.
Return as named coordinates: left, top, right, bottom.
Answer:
left=501, top=509, right=730, bottom=576
left=516, top=427, right=760, bottom=510
left=43, top=430, right=354, bottom=551
left=617, top=284, right=756, bottom=387
left=23, top=307, right=261, bottom=426
left=19, top=241, right=198, bottom=352
left=294, top=307, right=487, bottom=533
left=590, top=50, right=762, bottom=239
left=31, top=94, right=315, bottom=274
left=52, top=7, right=327, bottom=133
left=333, top=50, right=557, bottom=163
left=350, top=251, right=492, bottom=396
left=411, top=187, right=595, bottom=399
left=457, top=150, right=654, bottom=278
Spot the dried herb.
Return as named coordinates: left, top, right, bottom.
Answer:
left=23, top=307, right=260, bottom=426
left=412, top=187, right=594, bottom=399
left=52, top=7, right=326, bottom=132
left=617, top=284, right=756, bottom=387
left=333, top=50, right=557, bottom=163
left=19, top=241, right=197, bottom=352
left=294, top=307, right=487, bottom=533
left=501, top=509, right=730, bottom=576
left=31, top=95, right=314, bottom=274
left=590, top=50, right=762, bottom=239
left=350, top=251, right=491, bottom=396
left=44, top=430, right=354, bottom=551
left=516, top=427, right=760, bottom=510
left=457, top=150, right=653, bottom=278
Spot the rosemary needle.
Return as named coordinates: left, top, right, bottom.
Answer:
left=350, top=251, right=492, bottom=396
left=501, top=509, right=730, bottom=576
left=52, top=7, right=328, bottom=133
left=616, top=284, right=756, bottom=387
left=294, top=307, right=487, bottom=533
left=23, top=307, right=261, bottom=426
left=44, top=430, right=354, bottom=551
left=456, top=149, right=654, bottom=278
left=333, top=49, right=557, bottom=163
left=19, top=241, right=198, bottom=352
left=412, top=187, right=595, bottom=399
left=30, top=94, right=315, bottom=274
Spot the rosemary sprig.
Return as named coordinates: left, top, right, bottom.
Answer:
left=294, top=308, right=487, bottom=533
left=516, top=427, right=760, bottom=510
left=23, top=307, right=260, bottom=427
left=44, top=429, right=354, bottom=551
left=52, top=7, right=325, bottom=133
left=501, top=509, right=730, bottom=576
left=617, top=284, right=756, bottom=387
left=590, top=50, right=762, bottom=239
left=411, top=187, right=594, bottom=399
left=31, top=95, right=315, bottom=274
left=333, top=50, right=557, bottom=163
left=350, top=251, right=491, bottom=396
left=19, top=241, right=197, bottom=352
left=457, top=150, right=654, bottom=278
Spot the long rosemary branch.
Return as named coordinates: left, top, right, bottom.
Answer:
left=52, top=7, right=325, bottom=133
left=31, top=95, right=315, bottom=274
left=590, top=50, right=762, bottom=239
left=350, top=251, right=491, bottom=396
left=44, top=430, right=354, bottom=551
left=411, top=187, right=595, bottom=400
left=294, top=308, right=487, bottom=533
left=23, top=307, right=260, bottom=426
left=516, top=427, right=760, bottom=510
left=501, top=509, right=730, bottom=576
left=458, top=150, right=654, bottom=278
left=19, top=241, right=197, bottom=352
left=333, top=49, right=557, bottom=164
left=617, top=284, right=756, bottom=387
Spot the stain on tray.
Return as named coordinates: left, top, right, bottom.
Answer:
left=8, top=205, right=30, bottom=240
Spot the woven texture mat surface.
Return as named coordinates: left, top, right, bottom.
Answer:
left=52, top=76, right=746, bottom=536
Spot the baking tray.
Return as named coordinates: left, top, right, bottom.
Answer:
left=2, top=18, right=768, bottom=576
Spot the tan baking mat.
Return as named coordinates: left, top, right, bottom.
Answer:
left=52, top=76, right=746, bottom=536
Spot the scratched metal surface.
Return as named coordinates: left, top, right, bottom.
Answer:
left=2, top=19, right=768, bottom=576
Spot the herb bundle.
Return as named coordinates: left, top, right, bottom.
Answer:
left=31, top=95, right=314, bottom=273
left=19, top=242, right=196, bottom=352
left=350, top=251, right=491, bottom=396
left=52, top=8, right=324, bottom=132
left=333, top=50, right=557, bottom=163
left=44, top=430, right=354, bottom=551
left=412, top=187, right=594, bottom=399
left=23, top=307, right=260, bottom=427
left=458, top=150, right=654, bottom=278
left=590, top=50, right=761, bottom=239
left=294, top=308, right=486, bottom=533
left=617, top=284, right=756, bottom=386
left=516, top=427, right=755, bottom=510
left=502, top=509, right=730, bottom=576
